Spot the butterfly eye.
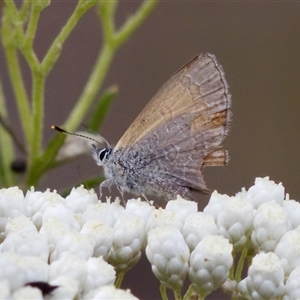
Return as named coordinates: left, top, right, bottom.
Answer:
left=99, top=148, right=112, bottom=162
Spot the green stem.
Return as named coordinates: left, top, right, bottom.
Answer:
left=2, top=44, right=31, bottom=146
left=174, top=289, right=182, bottom=300
left=160, top=284, right=168, bottom=300
left=64, top=42, right=115, bottom=131
left=0, top=79, right=15, bottom=187
left=183, top=285, right=194, bottom=300
left=113, top=0, right=158, bottom=48
left=235, top=241, right=250, bottom=282
left=41, top=0, right=98, bottom=75
left=115, top=272, right=124, bottom=288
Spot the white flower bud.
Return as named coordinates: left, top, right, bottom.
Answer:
left=81, top=220, right=113, bottom=259
left=24, top=188, right=65, bottom=229
left=49, top=276, right=79, bottom=300
left=83, top=285, right=138, bottom=300
left=217, top=194, right=254, bottom=252
left=108, top=212, right=145, bottom=272
left=0, top=253, right=48, bottom=291
left=39, top=219, right=72, bottom=255
left=147, top=208, right=183, bottom=232
left=0, top=187, right=26, bottom=233
left=283, top=266, right=300, bottom=300
left=251, top=201, right=288, bottom=252
left=282, top=199, right=300, bottom=230
left=165, top=196, right=198, bottom=223
left=82, top=257, right=116, bottom=296
left=82, top=200, right=124, bottom=228
left=50, top=230, right=93, bottom=262
left=238, top=252, right=284, bottom=299
left=0, top=280, right=10, bottom=299
left=274, top=227, right=300, bottom=276
left=12, top=286, right=43, bottom=299
left=125, top=198, right=155, bottom=224
left=182, top=212, right=218, bottom=252
left=65, top=186, right=98, bottom=213
left=203, top=191, right=230, bottom=222
left=49, top=254, right=86, bottom=291
left=146, top=226, right=189, bottom=291
left=5, top=215, right=37, bottom=235
left=188, top=235, right=233, bottom=296
left=1, top=231, right=49, bottom=262
left=247, top=177, right=284, bottom=208
left=42, top=203, right=80, bottom=231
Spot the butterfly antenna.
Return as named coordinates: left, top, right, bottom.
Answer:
left=51, top=125, right=101, bottom=144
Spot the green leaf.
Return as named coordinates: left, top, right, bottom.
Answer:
left=88, top=85, right=118, bottom=132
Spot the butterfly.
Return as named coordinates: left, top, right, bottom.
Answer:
left=91, top=53, right=231, bottom=201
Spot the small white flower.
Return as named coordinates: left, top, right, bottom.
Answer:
left=12, top=286, right=43, bottom=299
left=1, top=231, right=49, bottom=262
left=203, top=191, right=230, bottom=222
left=82, top=257, right=116, bottom=296
left=82, top=200, right=124, bottom=228
left=5, top=215, right=37, bottom=235
left=0, top=187, right=26, bottom=233
left=182, top=212, right=218, bottom=252
left=274, top=227, right=300, bottom=276
left=0, top=253, right=48, bottom=291
left=0, top=279, right=11, bottom=299
left=165, top=196, right=198, bottom=223
left=146, top=208, right=183, bottom=232
left=50, top=230, right=93, bottom=262
left=146, top=226, right=189, bottom=291
left=42, top=203, right=80, bottom=230
left=108, top=212, right=145, bottom=272
left=39, top=219, right=72, bottom=255
left=83, top=285, right=139, bottom=300
left=65, top=186, right=98, bottom=213
left=283, top=266, right=300, bottom=300
left=237, top=252, right=284, bottom=300
left=217, top=193, right=254, bottom=252
left=24, top=188, right=65, bottom=229
left=188, top=235, right=233, bottom=297
left=282, top=199, right=300, bottom=230
left=81, top=220, right=113, bottom=259
left=125, top=198, right=155, bottom=224
left=251, top=201, right=288, bottom=252
left=49, top=276, right=79, bottom=300
left=246, top=177, right=285, bottom=208
left=49, top=254, right=86, bottom=291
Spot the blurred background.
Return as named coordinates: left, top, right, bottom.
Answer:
left=1, top=2, right=300, bottom=299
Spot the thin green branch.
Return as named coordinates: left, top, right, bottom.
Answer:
left=0, top=79, right=16, bottom=187
left=160, top=284, right=168, bottom=300
left=114, top=0, right=158, bottom=48
left=63, top=43, right=115, bottom=132
left=99, top=0, right=118, bottom=44
left=235, top=241, right=250, bottom=282
left=41, top=0, right=98, bottom=75
left=2, top=45, right=31, bottom=145
left=29, top=72, right=45, bottom=161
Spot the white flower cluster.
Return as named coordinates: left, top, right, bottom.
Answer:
left=0, top=176, right=299, bottom=299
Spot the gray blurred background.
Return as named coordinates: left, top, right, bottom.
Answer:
left=1, top=2, right=300, bottom=299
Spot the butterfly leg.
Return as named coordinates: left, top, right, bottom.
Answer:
left=99, top=179, right=114, bottom=200
left=115, top=184, right=126, bottom=205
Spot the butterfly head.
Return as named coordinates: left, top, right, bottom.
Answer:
left=92, top=144, right=112, bottom=166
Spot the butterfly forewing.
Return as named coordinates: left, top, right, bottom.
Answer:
left=115, top=53, right=231, bottom=151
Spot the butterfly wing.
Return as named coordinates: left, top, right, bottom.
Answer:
left=113, top=53, right=231, bottom=199
left=115, top=53, right=231, bottom=151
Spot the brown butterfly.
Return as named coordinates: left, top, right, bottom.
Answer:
left=91, top=53, right=231, bottom=201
